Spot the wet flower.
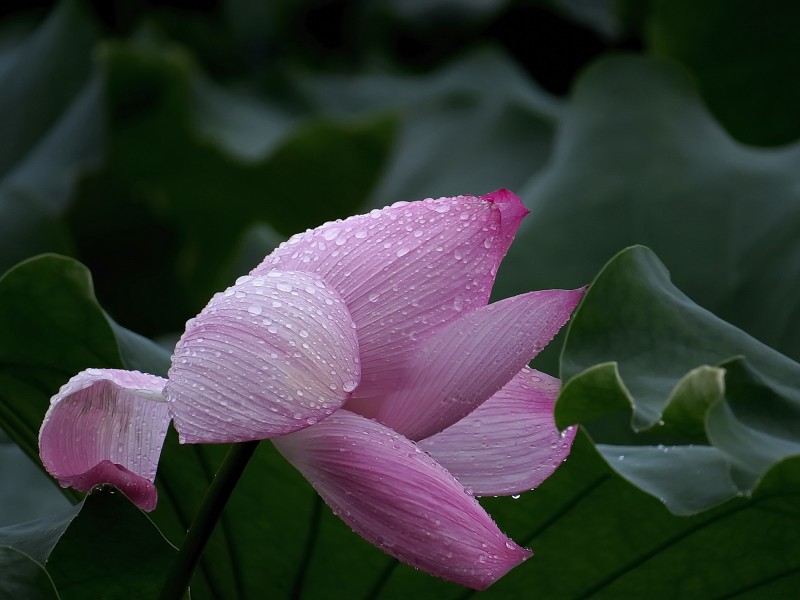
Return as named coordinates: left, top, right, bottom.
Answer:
left=39, top=190, right=582, bottom=589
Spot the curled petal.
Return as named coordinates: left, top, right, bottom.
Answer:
left=252, top=192, right=528, bottom=403
left=166, top=271, right=360, bottom=443
left=38, top=368, right=169, bottom=511
left=359, top=288, right=585, bottom=441
left=418, top=368, right=576, bottom=496
left=274, top=410, right=530, bottom=590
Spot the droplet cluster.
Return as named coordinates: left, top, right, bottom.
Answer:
left=166, top=270, right=360, bottom=443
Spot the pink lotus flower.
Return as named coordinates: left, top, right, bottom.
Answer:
left=39, top=190, right=582, bottom=589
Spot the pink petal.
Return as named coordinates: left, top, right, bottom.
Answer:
left=252, top=192, right=528, bottom=404
left=418, top=368, right=576, bottom=496
left=357, top=288, right=585, bottom=441
left=273, top=410, right=531, bottom=590
left=61, top=461, right=158, bottom=512
left=166, top=271, right=360, bottom=443
left=38, top=368, right=169, bottom=512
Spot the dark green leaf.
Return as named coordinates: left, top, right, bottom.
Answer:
left=47, top=491, right=176, bottom=600
left=0, top=444, right=69, bottom=527
left=0, top=254, right=122, bottom=464
left=0, top=501, right=81, bottom=600
left=556, top=246, right=800, bottom=513
left=0, top=1, right=103, bottom=274
left=649, top=0, right=800, bottom=146
left=300, top=48, right=561, bottom=207
left=495, top=55, right=800, bottom=367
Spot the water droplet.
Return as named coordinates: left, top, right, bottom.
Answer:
left=343, top=381, right=357, bottom=393
left=396, top=247, right=410, bottom=257
left=248, top=305, right=262, bottom=315
left=277, top=282, right=292, bottom=293
left=323, top=227, right=340, bottom=241
left=368, top=293, right=380, bottom=303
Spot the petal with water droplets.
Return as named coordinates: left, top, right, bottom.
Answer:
left=358, top=288, right=584, bottom=441
left=252, top=191, right=528, bottom=404
left=38, top=368, right=169, bottom=512
left=166, top=271, right=360, bottom=443
left=274, top=410, right=531, bottom=590
left=418, top=368, right=576, bottom=496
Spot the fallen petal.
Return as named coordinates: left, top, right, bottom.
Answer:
left=361, top=288, right=585, bottom=440
left=418, top=368, right=577, bottom=496
left=274, top=410, right=531, bottom=590
left=166, top=270, right=360, bottom=443
left=253, top=192, right=528, bottom=404
left=38, top=368, right=169, bottom=511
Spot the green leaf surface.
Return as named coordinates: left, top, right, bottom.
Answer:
left=496, top=55, right=800, bottom=367
left=67, top=37, right=395, bottom=336
left=649, top=0, right=800, bottom=146
left=557, top=246, right=800, bottom=513
left=298, top=48, right=561, bottom=206
left=47, top=491, right=176, bottom=600
left=0, top=502, right=80, bottom=600
left=0, top=255, right=122, bottom=465
left=0, top=444, right=69, bottom=527
left=0, top=1, right=103, bottom=275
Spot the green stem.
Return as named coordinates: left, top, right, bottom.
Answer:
left=159, top=440, right=260, bottom=600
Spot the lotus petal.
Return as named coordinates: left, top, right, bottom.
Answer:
left=357, top=288, right=584, bottom=440
left=253, top=191, right=528, bottom=403
left=418, top=368, right=576, bottom=496
left=39, top=368, right=169, bottom=511
left=274, top=410, right=531, bottom=590
left=166, top=270, right=360, bottom=443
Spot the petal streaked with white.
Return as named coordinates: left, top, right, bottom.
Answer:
left=252, top=192, right=528, bottom=404
left=362, top=288, right=585, bottom=441
left=274, top=410, right=531, bottom=590
left=38, top=368, right=169, bottom=512
left=166, top=271, right=360, bottom=443
left=418, top=368, right=576, bottom=496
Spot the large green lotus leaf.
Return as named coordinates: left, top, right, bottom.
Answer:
left=297, top=48, right=561, bottom=207
left=0, top=492, right=175, bottom=600
left=495, top=55, right=800, bottom=365
left=0, top=501, right=80, bottom=600
left=0, top=443, right=69, bottom=528
left=0, top=1, right=103, bottom=275
left=0, top=0, right=98, bottom=174
left=232, top=431, right=800, bottom=599
left=46, top=491, right=177, bottom=600
left=649, top=0, right=800, bottom=146
left=67, top=38, right=395, bottom=337
left=556, top=246, right=800, bottom=514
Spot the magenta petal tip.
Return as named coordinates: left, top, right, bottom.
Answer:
left=61, top=460, right=158, bottom=512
